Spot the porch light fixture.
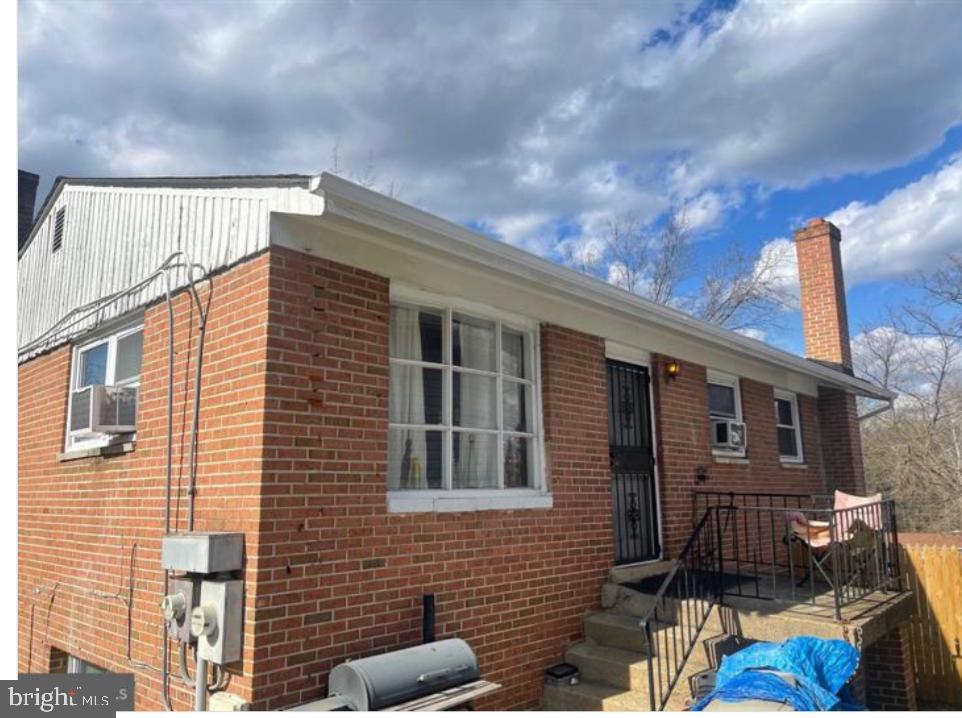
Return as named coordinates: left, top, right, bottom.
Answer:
left=665, top=359, right=681, bottom=380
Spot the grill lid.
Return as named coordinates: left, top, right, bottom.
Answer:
left=328, top=638, right=480, bottom=711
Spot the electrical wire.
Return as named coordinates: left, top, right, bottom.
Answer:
left=24, top=252, right=214, bottom=711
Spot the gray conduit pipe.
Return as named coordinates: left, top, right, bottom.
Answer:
left=20, top=252, right=214, bottom=712
left=194, top=656, right=209, bottom=712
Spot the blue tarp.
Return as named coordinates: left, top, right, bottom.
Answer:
left=692, top=636, right=863, bottom=711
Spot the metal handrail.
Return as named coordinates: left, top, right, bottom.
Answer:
left=640, top=493, right=903, bottom=709
left=693, top=492, right=902, bottom=619
left=640, top=508, right=721, bottom=711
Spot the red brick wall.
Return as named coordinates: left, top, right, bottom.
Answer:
left=19, top=244, right=866, bottom=711
left=650, top=355, right=828, bottom=556
left=249, top=247, right=612, bottom=710
left=18, top=254, right=272, bottom=709
left=793, top=218, right=866, bottom=496
left=816, top=387, right=866, bottom=495
left=864, top=625, right=918, bottom=710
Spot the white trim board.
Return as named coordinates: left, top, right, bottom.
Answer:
left=270, top=173, right=891, bottom=402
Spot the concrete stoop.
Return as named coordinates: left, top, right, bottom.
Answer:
left=544, top=582, right=731, bottom=712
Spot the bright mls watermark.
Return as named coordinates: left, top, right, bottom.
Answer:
left=4, top=674, right=134, bottom=716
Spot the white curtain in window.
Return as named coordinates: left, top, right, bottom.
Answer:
left=453, top=321, right=497, bottom=488
left=393, top=310, right=428, bottom=489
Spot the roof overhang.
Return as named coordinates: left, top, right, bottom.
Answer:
left=298, top=172, right=894, bottom=402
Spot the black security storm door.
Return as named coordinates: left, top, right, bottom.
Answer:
left=606, top=359, right=660, bottom=564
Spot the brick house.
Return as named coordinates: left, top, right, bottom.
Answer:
left=18, top=174, right=914, bottom=710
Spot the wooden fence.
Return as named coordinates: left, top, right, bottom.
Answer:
left=901, top=537, right=962, bottom=708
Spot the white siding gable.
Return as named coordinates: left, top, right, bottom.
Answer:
left=17, top=181, right=323, bottom=361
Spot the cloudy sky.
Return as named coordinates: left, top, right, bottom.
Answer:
left=18, top=0, right=962, bottom=353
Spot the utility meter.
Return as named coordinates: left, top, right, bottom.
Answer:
left=191, top=604, right=218, bottom=638
left=193, top=579, right=243, bottom=665
left=161, top=577, right=200, bottom=643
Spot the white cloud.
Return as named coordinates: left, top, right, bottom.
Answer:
left=18, top=0, right=962, bottom=256
left=755, top=237, right=800, bottom=304
left=757, top=154, right=962, bottom=294
left=828, top=155, right=962, bottom=285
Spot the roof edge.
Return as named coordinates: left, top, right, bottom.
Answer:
left=314, top=172, right=895, bottom=402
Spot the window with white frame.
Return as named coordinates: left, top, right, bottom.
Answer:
left=774, top=389, right=803, bottom=463
left=707, top=370, right=745, bottom=456
left=388, top=298, right=543, bottom=496
left=66, top=320, right=144, bottom=450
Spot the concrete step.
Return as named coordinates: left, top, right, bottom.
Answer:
left=583, top=611, right=652, bottom=653
left=609, top=559, right=675, bottom=585
left=602, top=580, right=710, bottom=622
left=542, top=679, right=652, bottom=711
left=565, top=641, right=651, bottom=691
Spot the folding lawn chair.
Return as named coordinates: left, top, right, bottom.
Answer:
left=785, top=491, right=883, bottom=593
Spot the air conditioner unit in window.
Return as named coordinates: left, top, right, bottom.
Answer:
left=70, top=385, right=138, bottom=434
left=711, top=419, right=746, bottom=451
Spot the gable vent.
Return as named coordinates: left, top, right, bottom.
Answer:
left=51, top=207, right=66, bottom=253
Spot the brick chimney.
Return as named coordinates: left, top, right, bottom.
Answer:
left=19, top=170, right=39, bottom=252
left=794, top=217, right=864, bottom=495
left=794, top=218, right=852, bottom=371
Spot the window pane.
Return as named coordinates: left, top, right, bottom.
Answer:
left=775, top=398, right=794, bottom=426
left=390, top=305, right=443, bottom=363
left=79, top=343, right=108, bottom=387
left=390, top=365, right=443, bottom=424
left=452, top=313, right=496, bottom=371
left=115, top=330, right=144, bottom=383
left=504, top=436, right=532, bottom=488
left=502, top=329, right=526, bottom=378
left=452, top=432, right=498, bottom=488
left=389, top=428, right=444, bottom=489
left=778, top=427, right=798, bottom=458
left=503, top=380, right=529, bottom=433
left=708, top=383, right=736, bottom=418
left=452, top=371, right=497, bottom=429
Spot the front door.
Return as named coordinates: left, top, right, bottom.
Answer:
left=606, top=359, right=660, bottom=564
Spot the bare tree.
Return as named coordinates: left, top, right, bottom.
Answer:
left=647, top=210, right=692, bottom=305
left=692, top=241, right=792, bottom=332
left=575, top=206, right=788, bottom=332
left=604, top=213, right=649, bottom=295
left=858, top=252, right=962, bottom=532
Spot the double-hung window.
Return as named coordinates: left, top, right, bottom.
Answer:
left=66, top=319, right=144, bottom=450
left=774, top=389, right=803, bottom=463
left=388, top=292, right=546, bottom=511
left=707, top=370, right=745, bottom=457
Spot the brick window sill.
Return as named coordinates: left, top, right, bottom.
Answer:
left=387, top=490, right=553, bottom=513
left=59, top=441, right=136, bottom=462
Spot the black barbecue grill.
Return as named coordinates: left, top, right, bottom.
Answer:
left=288, top=639, right=500, bottom=711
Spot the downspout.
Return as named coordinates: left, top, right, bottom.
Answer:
left=858, top=398, right=894, bottom=422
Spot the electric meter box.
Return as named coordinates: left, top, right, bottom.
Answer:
left=161, top=532, right=244, bottom=574
left=197, top=578, right=244, bottom=665
left=164, top=576, right=201, bottom=643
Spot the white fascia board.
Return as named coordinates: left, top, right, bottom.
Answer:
left=287, top=172, right=893, bottom=402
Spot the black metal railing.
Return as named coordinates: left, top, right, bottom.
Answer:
left=640, top=492, right=904, bottom=710
left=694, top=491, right=902, bottom=619
left=641, top=508, right=721, bottom=711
